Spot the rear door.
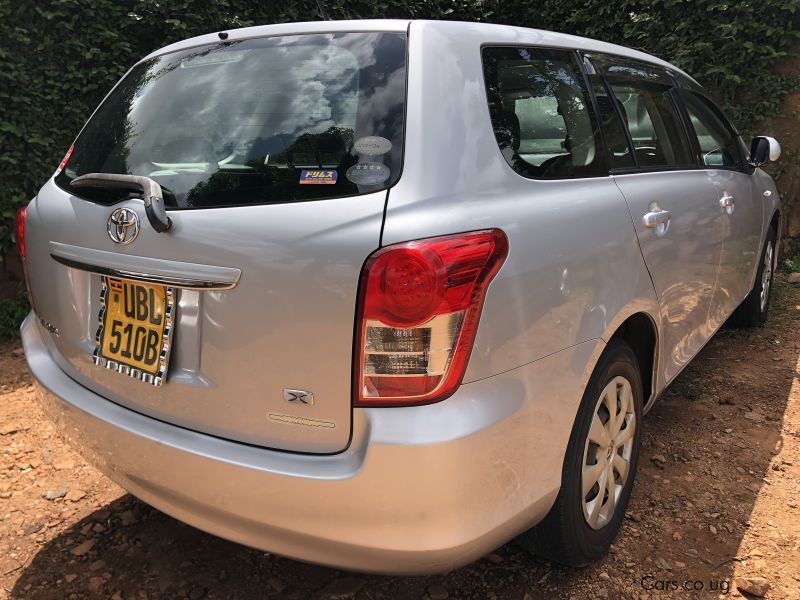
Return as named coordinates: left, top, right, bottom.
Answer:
left=24, top=31, right=407, bottom=453
left=588, top=56, right=724, bottom=383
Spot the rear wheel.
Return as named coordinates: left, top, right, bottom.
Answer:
left=518, top=339, right=643, bottom=566
left=731, top=227, right=777, bottom=327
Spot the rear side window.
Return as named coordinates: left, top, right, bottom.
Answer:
left=607, top=81, right=694, bottom=168
left=56, top=33, right=406, bottom=209
left=482, top=47, right=606, bottom=179
left=679, top=91, right=744, bottom=169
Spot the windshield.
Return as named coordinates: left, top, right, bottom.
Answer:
left=56, top=32, right=406, bottom=208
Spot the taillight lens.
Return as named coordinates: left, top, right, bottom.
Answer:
left=14, top=207, right=26, bottom=260
left=354, top=229, right=508, bottom=407
left=14, top=207, right=35, bottom=312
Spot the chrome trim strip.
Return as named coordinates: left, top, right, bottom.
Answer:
left=49, top=241, right=240, bottom=290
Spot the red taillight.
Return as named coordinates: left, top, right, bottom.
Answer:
left=55, top=144, right=74, bottom=176
left=354, top=229, right=509, bottom=407
left=14, top=207, right=26, bottom=260
left=14, top=207, right=35, bottom=312
left=363, top=246, right=444, bottom=327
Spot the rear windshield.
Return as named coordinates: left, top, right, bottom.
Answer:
left=56, top=33, right=406, bottom=209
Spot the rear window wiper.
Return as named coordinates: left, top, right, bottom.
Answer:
left=71, top=173, right=171, bottom=233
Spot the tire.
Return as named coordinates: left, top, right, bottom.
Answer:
left=731, top=227, right=777, bottom=327
left=518, top=339, right=643, bottom=567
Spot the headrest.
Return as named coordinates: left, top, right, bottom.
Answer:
left=500, top=110, right=521, bottom=152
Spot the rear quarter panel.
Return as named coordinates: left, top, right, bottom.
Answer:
left=385, top=21, right=661, bottom=388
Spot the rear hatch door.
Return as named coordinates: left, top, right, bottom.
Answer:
left=24, top=30, right=407, bottom=453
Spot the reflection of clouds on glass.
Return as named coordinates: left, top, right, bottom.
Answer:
left=268, top=42, right=361, bottom=136
left=60, top=32, right=406, bottom=208
left=357, top=67, right=405, bottom=136
left=125, top=48, right=319, bottom=165
left=339, top=32, right=380, bottom=69
left=125, top=38, right=368, bottom=161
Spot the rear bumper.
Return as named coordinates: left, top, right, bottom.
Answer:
left=23, top=313, right=599, bottom=574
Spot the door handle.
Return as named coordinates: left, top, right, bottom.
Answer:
left=642, top=209, right=671, bottom=228
left=719, top=193, right=735, bottom=212
left=719, top=192, right=736, bottom=215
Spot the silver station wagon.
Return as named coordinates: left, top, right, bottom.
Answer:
left=18, top=20, right=781, bottom=573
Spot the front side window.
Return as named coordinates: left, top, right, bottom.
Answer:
left=482, top=47, right=606, bottom=179
left=56, top=33, right=406, bottom=208
left=607, top=80, right=694, bottom=168
left=679, top=91, right=744, bottom=169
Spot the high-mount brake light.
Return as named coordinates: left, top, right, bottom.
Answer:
left=354, top=229, right=508, bottom=407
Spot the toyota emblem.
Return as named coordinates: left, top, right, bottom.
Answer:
left=107, top=208, right=140, bottom=245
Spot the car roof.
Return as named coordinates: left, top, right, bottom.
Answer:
left=142, top=19, right=697, bottom=85
left=141, top=19, right=411, bottom=61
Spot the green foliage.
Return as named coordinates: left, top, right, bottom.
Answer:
left=0, top=288, right=29, bottom=342
left=782, top=254, right=800, bottom=273
left=0, top=0, right=798, bottom=258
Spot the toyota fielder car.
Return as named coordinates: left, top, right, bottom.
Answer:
left=17, top=20, right=781, bottom=573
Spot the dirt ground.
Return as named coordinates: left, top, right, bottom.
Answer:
left=1, top=281, right=799, bottom=600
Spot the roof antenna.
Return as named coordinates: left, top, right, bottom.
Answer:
left=315, top=0, right=331, bottom=20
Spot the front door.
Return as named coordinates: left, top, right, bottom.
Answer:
left=678, top=90, right=764, bottom=330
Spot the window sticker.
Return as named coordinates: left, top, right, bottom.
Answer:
left=345, top=162, right=390, bottom=185
left=347, top=136, right=392, bottom=185
left=299, top=169, right=338, bottom=185
left=353, top=136, right=392, bottom=157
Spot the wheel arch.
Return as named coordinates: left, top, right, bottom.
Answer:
left=607, top=312, right=659, bottom=412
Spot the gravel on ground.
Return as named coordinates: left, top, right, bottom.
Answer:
left=1, top=280, right=799, bottom=599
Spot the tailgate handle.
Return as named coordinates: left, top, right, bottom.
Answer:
left=70, top=173, right=171, bottom=233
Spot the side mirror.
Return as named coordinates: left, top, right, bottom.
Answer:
left=749, top=136, right=781, bottom=167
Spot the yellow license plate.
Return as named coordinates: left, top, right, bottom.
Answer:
left=95, top=277, right=174, bottom=385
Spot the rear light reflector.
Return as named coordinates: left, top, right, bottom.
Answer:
left=354, top=229, right=508, bottom=407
